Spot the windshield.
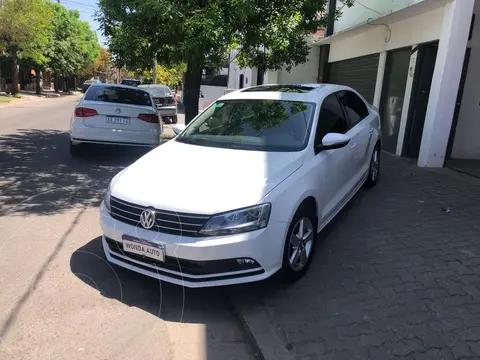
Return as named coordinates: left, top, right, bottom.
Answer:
left=140, top=85, right=172, bottom=97
left=176, top=99, right=315, bottom=152
left=85, top=86, right=152, bottom=106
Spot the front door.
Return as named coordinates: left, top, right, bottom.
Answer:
left=312, top=94, right=356, bottom=223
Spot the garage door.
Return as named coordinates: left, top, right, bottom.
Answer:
left=329, top=54, right=380, bottom=104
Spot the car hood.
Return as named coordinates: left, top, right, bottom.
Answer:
left=111, top=140, right=304, bottom=214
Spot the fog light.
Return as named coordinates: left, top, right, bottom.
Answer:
left=236, top=258, right=255, bottom=265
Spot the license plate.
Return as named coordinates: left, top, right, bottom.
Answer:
left=122, top=236, right=165, bottom=262
left=106, top=116, right=130, bottom=125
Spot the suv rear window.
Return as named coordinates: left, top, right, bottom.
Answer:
left=85, top=86, right=152, bottom=106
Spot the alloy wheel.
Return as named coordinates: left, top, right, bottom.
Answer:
left=371, top=149, right=379, bottom=182
left=288, top=217, right=314, bottom=272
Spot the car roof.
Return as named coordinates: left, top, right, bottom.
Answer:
left=139, top=84, right=170, bottom=88
left=87, top=83, right=150, bottom=91
left=219, top=83, right=353, bottom=103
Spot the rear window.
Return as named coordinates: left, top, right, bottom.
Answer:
left=140, top=85, right=172, bottom=97
left=85, top=86, right=152, bottom=106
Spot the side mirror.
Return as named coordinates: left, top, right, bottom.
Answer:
left=172, top=124, right=186, bottom=135
left=317, top=133, right=350, bottom=152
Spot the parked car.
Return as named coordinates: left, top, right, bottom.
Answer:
left=80, top=79, right=101, bottom=93
left=120, top=79, right=140, bottom=87
left=69, top=83, right=162, bottom=155
left=139, top=84, right=178, bottom=123
left=100, top=83, right=381, bottom=288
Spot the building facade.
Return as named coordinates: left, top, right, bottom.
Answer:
left=228, top=0, right=478, bottom=168
left=316, top=0, right=478, bottom=167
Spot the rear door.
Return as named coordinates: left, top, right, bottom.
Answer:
left=337, top=90, right=373, bottom=179
left=81, top=86, right=157, bottom=132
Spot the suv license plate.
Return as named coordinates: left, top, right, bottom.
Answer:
left=106, top=116, right=130, bottom=125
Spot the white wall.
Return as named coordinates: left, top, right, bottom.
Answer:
left=451, top=0, right=480, bottom=159
left=228, top=50, right=255, bottom=89
left=329, top=5, right=444, bottom=62
left=335, top=0, right=426, bottom=33
left=199, top=85, right=227, bottom=109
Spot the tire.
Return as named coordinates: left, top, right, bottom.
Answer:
left=280, top=203, right=318, bottom=282
left=172, top=116, right=178, bottom=124
left=70, top=141, right=81, bottom=157
left=364, top=145, right=380, bottom=188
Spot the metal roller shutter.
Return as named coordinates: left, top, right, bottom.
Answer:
left=329, top=54, right=380, bottom=104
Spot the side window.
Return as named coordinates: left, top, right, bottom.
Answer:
left=337, top=91, right=369, bottom=127
left=314, top=94, right=349, bottom=147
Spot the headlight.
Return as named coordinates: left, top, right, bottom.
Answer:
left=199, top=203, right=271, bottom=236
left=104, top=186, right=111, bottom=212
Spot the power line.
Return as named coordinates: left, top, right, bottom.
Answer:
left=354, top=0, right=382, bottom=15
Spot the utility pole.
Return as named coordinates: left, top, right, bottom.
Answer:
left=152, top=56, right=157, bottom=84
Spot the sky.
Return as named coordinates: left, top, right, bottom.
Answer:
left=56, top=0, right=107, bottom=47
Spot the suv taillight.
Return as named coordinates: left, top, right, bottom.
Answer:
left=167, top=98, right=177, bottom=105
left=138, top=113, right=159, bottom=123
left=75, top=107, right=98, bottom=117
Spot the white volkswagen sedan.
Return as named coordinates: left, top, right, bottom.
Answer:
left=100, top=84, right=381, bottom=288
left=70, top=84, right=161, bottom=155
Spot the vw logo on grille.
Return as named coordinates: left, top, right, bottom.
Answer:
left=115, top=108, right=121, bottom=114
left=139, top=208, right=156, bottom=229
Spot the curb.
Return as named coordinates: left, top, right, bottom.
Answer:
left=226, top=290, right=295, bottom=360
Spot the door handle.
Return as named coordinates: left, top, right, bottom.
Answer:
left=369, top=128, right=374, bottom=134
left=350, top=142, right=357, bottom=149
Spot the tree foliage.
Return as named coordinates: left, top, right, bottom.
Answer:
left=0, top=0, right=53, bottom=94
left=141, top=63, right=186, bottom=87
left=48, top=3, right=100, bottom=78
left=97, top=0, right=353, bottom=123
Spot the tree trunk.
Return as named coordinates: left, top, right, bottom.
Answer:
left=35, top=66, right=42, bottom=95
left=54, top=72, right=59, bottom=92
left=10, top=47, right=19, bottom=95
left=256, top=68, right=265, bottom=86
left=183, top=59, right=203, bottom=125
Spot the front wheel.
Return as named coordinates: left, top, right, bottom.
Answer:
left=280, top=205, right=317, bottom=282
left=364, top=145, right=380, bottom=188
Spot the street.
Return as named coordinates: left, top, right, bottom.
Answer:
left=0, top=96, right=256, bottom=360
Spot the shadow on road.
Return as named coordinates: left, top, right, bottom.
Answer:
left=0, top=129, right=150, bottom=216
left=70, top=237, right=257, bottom=359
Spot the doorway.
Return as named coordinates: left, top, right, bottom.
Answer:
left=446, top=47, right=472, bottom=160
left=239, top=74, right=245, bottom=89
left=379, top=48, right=411, bottom=153
left=402, top=42, right=439, bottom=158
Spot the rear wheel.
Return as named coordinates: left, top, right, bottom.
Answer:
left=280, top=204, right=317, bottom=282
left=172, top=116, right=178, bottom=124
left=364, top=145, right=380, bottom=188
left=70, top=141, right=82, bottom=157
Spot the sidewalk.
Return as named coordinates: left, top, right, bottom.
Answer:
left=230, top=153, right=480, bottom=360
left=0, top=90, right=81, bottom=108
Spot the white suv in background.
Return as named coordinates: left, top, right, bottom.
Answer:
left=100, top=84, right=381, bottom=288
left=70, top=84, right=162, bottom=155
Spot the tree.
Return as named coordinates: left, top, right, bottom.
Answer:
left=48, top=3, right=99, bottom=91
left=98, top=0, right=353, bottom=124
left=0, top=0, right=53, bottom=95
left=140, top=63, right=186, bottom=87
left=95, top=48, right=112, bottom=77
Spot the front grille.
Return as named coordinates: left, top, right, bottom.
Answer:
left=109, top=196, right=210, bottom=237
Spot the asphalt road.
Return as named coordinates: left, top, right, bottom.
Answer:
left=0, top=96, right=256, bottom=360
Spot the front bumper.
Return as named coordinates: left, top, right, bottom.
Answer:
left=99, top=202, right=286, bottom=288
